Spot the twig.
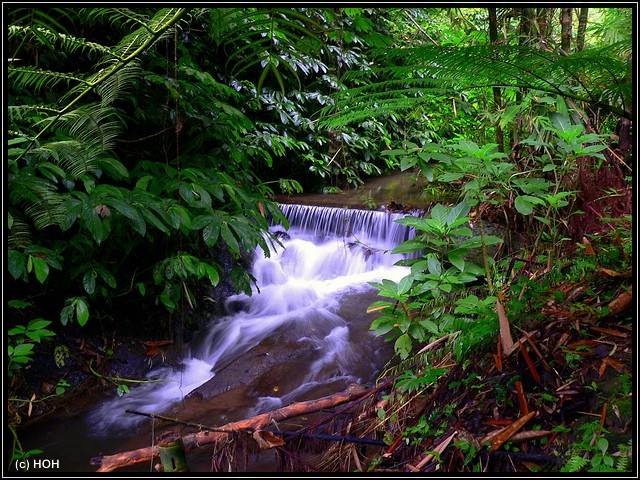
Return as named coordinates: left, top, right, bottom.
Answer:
left=125, top=410, right=236, bottom=433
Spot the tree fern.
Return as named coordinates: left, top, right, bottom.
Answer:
left=321, top=42, right=631, bottom=128
left=10, top=7, right=188, bottom=162
left=8, top=7, right=188, bottom=238
left=8, top=174, right=67, bottom=230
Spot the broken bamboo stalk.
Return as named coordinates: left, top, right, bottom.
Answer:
left=92, top=383, right=369, bottom=472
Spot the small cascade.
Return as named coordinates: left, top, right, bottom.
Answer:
left=90, top=204, right=418, bottom=434
left=275, top=203, right=415, bottom=256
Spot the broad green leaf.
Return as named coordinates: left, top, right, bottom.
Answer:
left=97, top=267, right=117, bottom=289
left=400, top=155, right=417, bottom=171
left=429, top=204, right=448, bottom=228
left=448, top=247, right=467, bottom=271
left=8, top=326, right=26, bottom=336
left=28, top=318, right=52, bottom=331
left=514, top=195, right=545, bottom=215
left=447, top=201, right=470, bottom=226
left=98, top=157, right=129, bottom=180
left=419, top=318, right=439, bottom=335
left=370, top=318, right=396, bottom=336
left=394, top=333, right=413, bottom=360
left=32, top=256, right=49, bottom=283
left=512, top=177, right=554, bottom=195
left=11, top=343, right=34, bottom=357
left=397, top=275, right=413, bottom=295
left=83, top=269, right=97, bottom=295
left=437, top=172, right=465, bottom=183
left=8, top=250, right=24, bottom=279
left=75, top=298, right=89, bottom=326
left=220, top=222, right=240, bottom=255
left=60, top=304, right=73, bottom=326
left=392, top=238, right=427, bottom=255
left=427, top=255, right=442, bottom=276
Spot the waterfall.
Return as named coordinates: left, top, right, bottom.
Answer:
left=89, top=205, right=416, bottom=433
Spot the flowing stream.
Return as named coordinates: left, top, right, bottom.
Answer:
left=20, top=203, right=418, bottom=472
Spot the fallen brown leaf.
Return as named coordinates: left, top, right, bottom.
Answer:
left=496, top=299, right=516, bottom=356
left=252, top=429, right=285, bottom=449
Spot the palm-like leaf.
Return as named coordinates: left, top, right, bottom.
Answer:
left=210, top=8, right=326, bottom=92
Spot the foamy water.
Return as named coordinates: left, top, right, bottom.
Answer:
left=89, top=205, right=415, bottom=434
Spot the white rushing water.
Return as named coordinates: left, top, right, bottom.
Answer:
left=90, top=204, right=416, bottom=433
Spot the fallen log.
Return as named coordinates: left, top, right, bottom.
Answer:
left=92, top=383, right=369, bottom=472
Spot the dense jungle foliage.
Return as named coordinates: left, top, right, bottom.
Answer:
left=6, top=7, right=633, bottom=473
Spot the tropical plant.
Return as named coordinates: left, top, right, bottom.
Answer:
left=561, top=423, right=632, bottom=472
left=368, top=201, right=502, bottom=360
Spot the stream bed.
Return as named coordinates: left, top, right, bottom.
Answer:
left=17, top=199, right=421, bottom=473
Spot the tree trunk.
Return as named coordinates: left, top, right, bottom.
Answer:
left=536, top=8, right=551, bottom=51
left=488, top=7, right=504, bottom=152
left=517, top=8, right=535, bottom=46
left=92, top=383, right=369, bottom=472
left=576, top=8, right=589, bottom=52
left=560, top=8, right=572, bottom=55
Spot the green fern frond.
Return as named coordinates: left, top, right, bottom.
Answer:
left=8, top=24, right=115, bottom=58
left=21, top=105, right=120, bottom=178
left=7, top=7, right=75, bottom=37
left=94, top=61, right=142, bottom=106
left=7, top=213, right=33, bottom=250
left=8, top=175, right=67, bottom=230
left=8, top=105, right=60, bottom=127
left=322, top=42, right=631, bottom=128
left=561, top=455, right=589, bottom=472
left=614, top=450, right=631, bottom=471
left=428, top=44, right=629, bottom=113
left=8, top=66, right=89, bottom=94
left=12, top=8, right=187, bottom=163
left=83, top=8, right=153, bottom=30
left=31, top=141, right=91, bottom=178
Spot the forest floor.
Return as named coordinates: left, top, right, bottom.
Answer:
left=351, top=274, right=634, bottom=474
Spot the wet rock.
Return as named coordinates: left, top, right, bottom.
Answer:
left=190, top=334, right=317, bottom=401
